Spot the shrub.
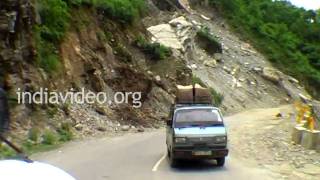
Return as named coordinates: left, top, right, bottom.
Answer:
left=42, top=130, right=58, bottom=145
left=35, top=35, right=61, bottom=73
left=196, top=26, right=222, bottom=54
left=0, top=144, right=16, bottom=159
left=135, top=36, right=172, bottom=60
left=35, top=0, right=69, bottom=73
left=94, top=0, right=146, bottom=24
left=209, top=87, right=224, bottom=107
left=57, top=123, right=73, bottom=142
left=192, top=75, right=207, bottom=87
left=28, top=127, right=41, bottom=143
left=192, top=76, right=224, bottom=107
left=114, top=44, right=133, bottom=62
left=37, top=0, right=70, bottom=43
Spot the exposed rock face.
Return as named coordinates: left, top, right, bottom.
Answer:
left=0, top=1, right=196, bottom=140
left=0, top=0, right=35, bottom=74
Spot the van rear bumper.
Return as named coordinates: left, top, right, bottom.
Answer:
left=172, top=148, right=229, bottom=160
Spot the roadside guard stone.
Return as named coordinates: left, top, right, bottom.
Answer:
left=292, top=126, right=306, bottom=144
left=301, top=130, right=320, bottom=150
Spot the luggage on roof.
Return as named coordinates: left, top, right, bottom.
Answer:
left=176, top=84, right=212, bottom=104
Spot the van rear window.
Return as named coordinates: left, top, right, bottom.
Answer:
left=174, top=108, right=222, bottom=128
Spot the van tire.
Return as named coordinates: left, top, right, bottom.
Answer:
left=216, top=157, right=225, bottom=167
left=168, top=148, right=177, bottom=167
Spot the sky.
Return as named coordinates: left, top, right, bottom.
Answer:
left=288, top=0, right=320, bottom=10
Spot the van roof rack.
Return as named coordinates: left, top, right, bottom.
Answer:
left=174, top=103, right=214, bottom=108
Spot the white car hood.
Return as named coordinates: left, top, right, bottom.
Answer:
left=0, top=160, right=75, bottom=180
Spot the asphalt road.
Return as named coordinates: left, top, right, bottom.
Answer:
left=35, top=113, right=278, bottom=180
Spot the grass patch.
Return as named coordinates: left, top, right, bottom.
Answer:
left=192, top=75, right=207, bottom=87
left=28, top=127, right=41, bottom=143
left=57, top=123, right=73, bottom=142
left=0, top=144, right=16, bottom=159
left=42, top=130, right=58, bottom=145
left=114, top=44, right=133, bottom=62
left=196, top=26, right=222, bottom=54
left=209, top=87, right=224, bottom=107
left=94, top=0, right=146, bottom=24
left=135, top=36, right=172, bottom=60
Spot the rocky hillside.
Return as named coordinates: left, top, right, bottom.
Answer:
left=0, top=0, right=193, bottom=150
left=0, top=0, right=318, bottom=155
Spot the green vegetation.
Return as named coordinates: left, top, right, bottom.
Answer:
left=209, top=0, right=320, bottom=97
left=57, top=123, right=73, bottom=142
left=42, top=130, right=58, bottom=145
left=94, top=0, right=146, bottom=24
left=28, top=127, right=41, bottom=143
left=0, top=125, right=74, bottom=159
left=63, top=0, right=95, bottom=7
left=192, top=75, right=207, bottom=87
left=135, top=36, right=172, bottom=60
left=35, top=0, right=146, bottom=72
left=209, top=87, right=224, bottom=107
left=197, top=26, right=222, bottom=54
left=192, top=75, right=224, bottom=107
left=37, top=0, right=70, bottom=42
left=114, top=44, right=133, bottom=62
left=35, top=0, right=70, bottom=73
left=0, top=145, right=16, bottom=159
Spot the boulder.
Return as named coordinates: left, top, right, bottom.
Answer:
left=137, top=127, right=144, bottom=132
left=95, top=105, right=109, bottom=116
left=213, top=53, right=223, bottom=62
left=289, top=77, right=299, bottom=84
left=262, top=67, right=281, bottom=83
left=223, top=66, right=231, bottom=74
left=169, top=16, right=192, bottom=28
left=96, top=126, right=107, bottom=132
left=121, top=125, right=130, bottom=131
left=200, top=14, right=211, bottom=21
left=203, top=59, right=217, bottom=68
left=253, top=67, right=263, bottom=73
left=147, top=24, right=183, bottom=50
left=155, top=75, right=161, bottom=82
left=75, top=124, right=83, bottom=131
left=190, top=64, right=198, bottom=69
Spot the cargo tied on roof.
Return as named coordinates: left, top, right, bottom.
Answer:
left=176, top=84, right=212, bottom=105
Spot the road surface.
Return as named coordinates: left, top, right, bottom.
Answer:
left=34, top=109, right=285, bottom=180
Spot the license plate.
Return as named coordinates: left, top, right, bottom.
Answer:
left=192, top=151, right=212, bottom=156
